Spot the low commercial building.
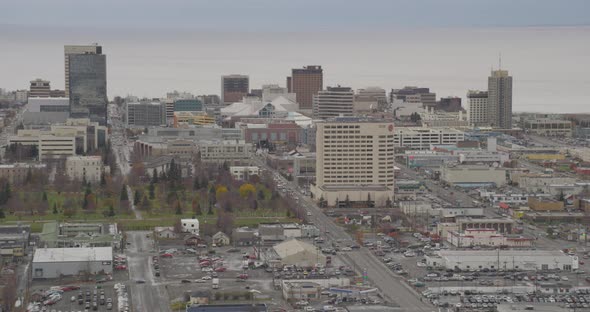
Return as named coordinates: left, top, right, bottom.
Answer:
left=125, top=101, right=167, bottom=127
left=39, top=222, right=122, bottom=249
left=399, top=201, right=435, bottom=216
left=241, top=121, right=303, bottom=147
left=425, top=249, right=577, bottom=271
left=518, top=176, right=577, bottom=193
left=268, top=239, right=326, bottom=267
left=199, top=140, right=252, bottom=164
left=282, top=281, right=321, bottom=300
left=403, top=151, right=459, bottom=168
left=528, top=197, right=565, bottom=211
left=440, top=165, right=507, bottom=187
left=437, top=207, right=484, bottom=219
left=0, top=163, right=46, bottom=185
left=0, top=225, right=31, bottom=260
left=173, top=111, right=215, bottom=127
left=186, top=304, right=267, bottom=312
left=27, top=97, right=70, bottom=113
left=394, top=127, right=465, bottom=150
left=65, top=155, right=109, bottom=183
left=32, top=247, right=113, bottom=279
left=456, top=217, right=515, bottom=234
left=447, top=228, right=534, bottom=248
left=523, top=118, right=573, bottom=137
left=229, top=166, right=259, bottom=181
left=231, top=227, right=257, bottom=246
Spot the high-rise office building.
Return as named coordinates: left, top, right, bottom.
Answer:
left=126, top=101, right=167, bottom=127
left=29, top=79, right=51, bottom=98
left=311, top=118, right=395, bottom=207
left=313, top=86, right=354, bottom=119
left=221, top=75, right=249, bottom=105
left=488, top=69, right=513, bottom=129
left=64, top=44, right=102, bottom=95
left=437, top=96, right=463, bottom=112
left=354, top=87, right=387, bottom=112
left=287, top=65, right=323, bottom=111
left=466, top=90, right=489, bottom=127
left=65, top=44, right=107, bottom=125
left=389, top=86, right=436, bottom=107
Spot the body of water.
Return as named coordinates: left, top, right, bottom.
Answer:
left=1, top=25, right=589, bottom=113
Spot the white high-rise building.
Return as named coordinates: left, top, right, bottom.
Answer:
left=488, top=69, right=513, bottom=129
left=311, top=118, right=395, bottom=207
left=466, top=90, right=489, bottom=127
left=313, top=86, right=354, bottom=119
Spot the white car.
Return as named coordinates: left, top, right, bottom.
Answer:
left=202, top=275, right=212, bottom=280
left=307, top=212, right=312, bottom=216
left=201, top=267, right=213, bottom=272
left=341, top=247, right=352, bottom=251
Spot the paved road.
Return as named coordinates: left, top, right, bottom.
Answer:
left=253, top=156, right=434, bottom=311
left=127, top=231, right=171, bottom=312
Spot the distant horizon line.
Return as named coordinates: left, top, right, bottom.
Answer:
left=2, top=23, right=590, bottom=33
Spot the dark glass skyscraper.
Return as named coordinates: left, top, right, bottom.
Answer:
left=67, top=46, right=107, bottom=125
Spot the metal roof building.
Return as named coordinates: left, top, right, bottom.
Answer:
left=32, top=247, right=113, bottom=279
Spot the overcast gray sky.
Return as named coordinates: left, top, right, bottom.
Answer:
left=2, top=0, right=589, bottom=31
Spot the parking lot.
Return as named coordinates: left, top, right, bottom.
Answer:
left=28, top=282, right=122, bottom=312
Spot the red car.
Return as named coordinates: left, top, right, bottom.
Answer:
left=161, top=253, right=173, bottom=258
left=238, top=273, right=249, bottom=279
left=214, top=267, right=227, bottom=272
left=115, top=265, right=127, bottom=270
left=199, top=261, right=211, bottom=267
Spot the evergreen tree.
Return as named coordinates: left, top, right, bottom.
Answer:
left=100, top=172, right=106, bottom=187
left=257, top=190, right=265, bottom=200
left=207, top=202, right=213, bottom=215
left=252, top=200, right=258, bottom=210
left=152, top=168, right=159, bottom=183
left=385, top=197, right=392, bottom=208
left=134, top=190, right=141, bottom=205
left=108, top=205, right=115, bottom=217
left=52, top=203, right=58, bottom=214
left=345, top=195, right=350, bottom=208
left=193, top=177, right=200, bottom=190
left=149, top=182, right=155, bottom=199
left=25, top=168, right=33, bottom=184
left=175, top=201, right=182, bottom=215
left=120, top=184, right=128, bottom=201
left=42, top=191, right=48, bottom=202
left=4, top=183, right=11, bottom=200
left=0, top=208, right=4, bottom=219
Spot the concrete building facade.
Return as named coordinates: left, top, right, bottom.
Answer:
left=313, top=86, right=354, bottom=119
left=440, top=165, right=507, bottom=187
left=287, top=65, right=323, bottom=111
left=65, top=155, right=108, bottom=183
left=126, top=101, right=167, bottom=127
left=32, top=247, right=113, bottom=279
left=29, top=78, right=51, bottom=98
left=311, top=118, right=395, bottom=207
left=394, top=127, right=465, bottom=150
left=488, top=70, right=513, bottom=129
left=221, top=75, right=249, bottom=105
left=466, top=90, right=489, bottom=127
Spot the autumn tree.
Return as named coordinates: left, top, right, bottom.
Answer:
left=215, top=185, right=228, bottom=200
left=239, top=183, right=256, bottom=198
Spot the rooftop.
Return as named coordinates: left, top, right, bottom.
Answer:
left=33, top=247, right=113, bottom=263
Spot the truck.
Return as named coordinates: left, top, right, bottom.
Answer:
left=212, top=278, right=219, bottom=289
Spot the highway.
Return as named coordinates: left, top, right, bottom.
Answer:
left=253, top=156, right=434, bottom=311
left=127, top=231, right=171, bottom=312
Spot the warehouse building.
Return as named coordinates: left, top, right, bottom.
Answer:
left=425, top=249, right=577, bottom=272
left=440, top=165, right=507, bottom=188
left=32, top=247, right=113, bottom=279
left=266, top=239, right=326, bottom=267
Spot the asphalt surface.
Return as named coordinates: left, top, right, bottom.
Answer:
left=253, top=156, right=434, bottom=312
left=127, top=231, right=171, bottom=312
